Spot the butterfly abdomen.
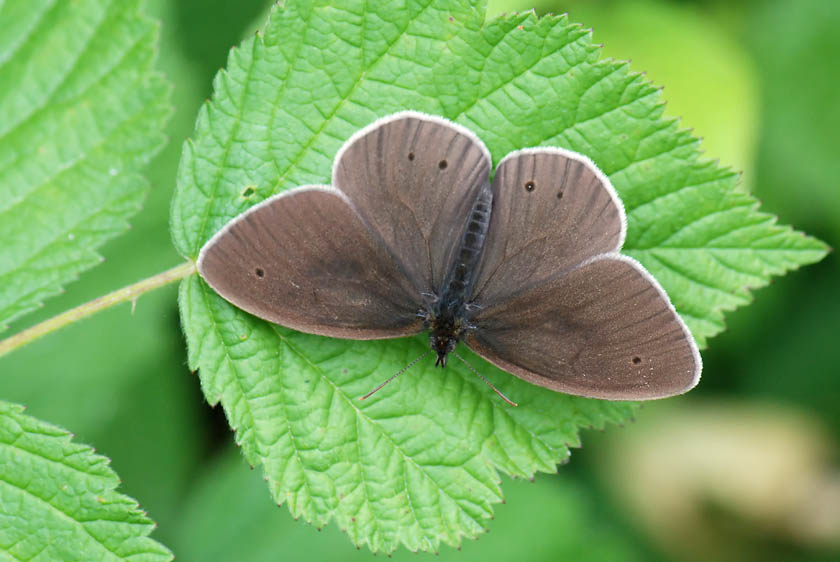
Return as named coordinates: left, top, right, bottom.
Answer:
left=428, top=184, right=492, bottom=365
left=437, top=183, right=493, bottom=316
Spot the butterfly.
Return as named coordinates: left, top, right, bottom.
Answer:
left=197, top=111, right=701, bottom=405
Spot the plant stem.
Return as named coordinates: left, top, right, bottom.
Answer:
left=0, top=261, right=196, bottom=359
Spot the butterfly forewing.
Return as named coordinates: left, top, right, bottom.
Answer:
left=333, top=111, right=492, bottom=297
left=197, top=186, right=424, bottom=339
left=466, top=255, right=700, bottom=399
left=471, top=149, right=625, bottom=306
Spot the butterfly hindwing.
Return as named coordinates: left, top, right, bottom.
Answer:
left=466, top=254, right=700, bottom=399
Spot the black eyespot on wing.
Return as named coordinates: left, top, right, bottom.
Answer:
left=524, top=181, right=535, bottom=192
left=632, top=356, right=642, bottom=365
left=255, top=268, right=265, bottom=278
left=556, top=191, right=563, bottom=199
left=408, top=152, right=415, bottom=161
left=438, top=159, right=448, bottom=170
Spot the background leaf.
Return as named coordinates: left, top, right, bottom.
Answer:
left=748, top=0, right=840, bottom=241
left=0, top=401, right=172, bottom=561
left=0, top=0, right=171, bottom=331
left=0, top=0, right=269, bottom=549
left=701, top=0, right=840, bottom=438
left=171, top=0, right=827, bottom=553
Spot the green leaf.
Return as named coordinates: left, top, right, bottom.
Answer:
left=170, top=0, right=828, bottom=553
left=0, top=0, right=171, bottom=331
left=0, top=401, right=172, bottom=561
left=172, top=448, right=646, bottom=562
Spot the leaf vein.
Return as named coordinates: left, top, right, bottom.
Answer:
left=0, top=0, right=117, bottom=142
left=264, top=0, right=437, bottom=203
left=0, top=478, right=124, bottom=558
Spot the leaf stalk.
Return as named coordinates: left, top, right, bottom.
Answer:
left=0, top=261, right=196, bottom=360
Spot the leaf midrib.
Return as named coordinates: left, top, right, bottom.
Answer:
left=0, top=0, right=58, bottom=71
left=0, top=447, right=138, bottom=560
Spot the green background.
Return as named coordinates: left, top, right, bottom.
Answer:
left=0, top=0, right=837, bottom=560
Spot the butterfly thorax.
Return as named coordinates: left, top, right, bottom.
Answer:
left=428, top=312, right=460, bottom=367
left=427, top=183, right=493, bottom=367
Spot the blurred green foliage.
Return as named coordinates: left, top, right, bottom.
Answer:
left=0, top=0, right=836, bottom=560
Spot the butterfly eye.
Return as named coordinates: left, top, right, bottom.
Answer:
left=255, top=268, right=265, bottom=278
left=524, top=181, right=535, bottom=192
left=438, top=159, right=448, bottom=170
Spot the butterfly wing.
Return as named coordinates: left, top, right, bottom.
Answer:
left=471, top=148, right=625, bottom=305
left=197, top=186, right=424, bottom=339
left=467, top=148, right=698, bottom=399
left=332, top=111, right=492, bottom=298
left=466, top=254, right=701, bottom=400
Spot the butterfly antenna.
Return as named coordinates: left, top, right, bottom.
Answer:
left=453, top=351, right=518, bottom=407
left=359, top=350, right=430, bottom=401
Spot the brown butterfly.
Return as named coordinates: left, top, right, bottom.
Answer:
left=198, top=111, right=701, bottom=405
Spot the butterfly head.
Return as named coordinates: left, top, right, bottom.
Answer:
left=429, top=313, right=460, bottom=367
left=430, top=332, right=457, bottom=367
left=427, top=298, right=466, bottom=368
